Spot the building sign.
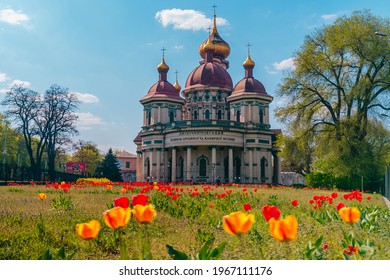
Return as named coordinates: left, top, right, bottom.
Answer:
left=66, top=162, right=86, bottom=174
left=164, top=130, right=242, bottom=147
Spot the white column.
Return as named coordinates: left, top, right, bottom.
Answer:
left=186, top=147, right=192, bottom=181
left=156, top=149, right=161, bottom=182
left=248, top=104, right=252, bottom=122
left=228, top=148, right=233, bottom=183
left=172, top=148, right=177, bottom=183
left=212, top=107, right=216, bottom=119
left=212, top=146, right=216, bottom=182
left=158, top=106, right=161, bottom=123
left=149, top=149, right=153, bottom=182
left=249, top=149, right=253, bottom=183
left=141, top=152, right=145, bottom=181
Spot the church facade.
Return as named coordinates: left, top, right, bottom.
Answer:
left=134, top=12, right=281, bottom=184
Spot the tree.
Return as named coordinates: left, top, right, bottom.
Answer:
left=2, top=84, right=79, bottom=180
left=275, top=10, right=390, bottom=189
left=95, top=148, right=122, bottom=182
left=276, top=11, right=389, bottom=142
left=72, top=140, right=103, bottom=176
left=44, top=85, right=79, bottom=181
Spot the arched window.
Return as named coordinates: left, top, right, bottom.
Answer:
left=224, top=157, right=229, bottom=180
left=204, top=93, right=210, bottom=102
left=146, top=111, right=151, bottom=125
left=145, top=158, right=150, bottom=178
left=178, top=157, right=184, bottom=180
left=205, top=109, right=210, bottom=120
left=259, top=108, right=264, bottom=124
left=169, top=111, right=174, bottom=123
left=193, top=93, right=198, bottom=102
left=217, top=110, right=222, bottom=120
left=217, top=93, right=222, bottom=102
left=234, top=157, right=241, bottom=181
left=193, top=110, right=198, bottom=120
left=236, top=110, right=241, bottom=122
left=260, top=157, right=268, bottom=180
left=199, top=158, right=207, bottom=177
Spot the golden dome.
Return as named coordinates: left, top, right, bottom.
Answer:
left=243, top=51, right=255, bottom=68
left=157, top=57, right=169, bottom=72
left=198, top=11, right=230, bottom=59
left=203, top=36, right=215, bottom=52
left=173, top=80, right=181, bottom=91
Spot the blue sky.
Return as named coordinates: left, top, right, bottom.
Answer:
left=1, top=0, right=389, bottom=154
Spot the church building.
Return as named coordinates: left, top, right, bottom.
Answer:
left=134, top=11, right=281, bottom=184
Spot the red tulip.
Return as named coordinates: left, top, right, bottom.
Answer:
left=261, top=205, right=281, bottom=222
left=114, top=196, right=129, bottom=208
left=331, top=192, right=338, bottom=199
left=132, top=194, right=149, bottom=207
left=291, top=200, right=299, bottom=207
left=336, top=202, right=345, bottom=211
left=244, top=203, right=251, bottom=211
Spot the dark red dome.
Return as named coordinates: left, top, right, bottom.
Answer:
left=232, top=77, right=268, bottom=95
left=141, top=81, right=183, bottom=102
left=185, top=62, right=233, bottom=90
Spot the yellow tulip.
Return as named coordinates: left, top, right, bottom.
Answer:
left=269, top=215, right=298, bottom=241
left=339, top=207, right=361, bottom=223
left=132, top=204, right=157, bottom=224
left=103, top=207, right=131, bottom=229
left=222, top=211, right=255, bottom=235
left=76, top=220, right=101, bottom=240
left=38, top=193, right=46, bottom=201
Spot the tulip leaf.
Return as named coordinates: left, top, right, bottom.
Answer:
left=209, top=241, right=227, bottom=259
left=314, top=236, right=323, bottom=247
left=166, top=245, right=189, bottom=260
left=198, top=238, right=215, bottom=260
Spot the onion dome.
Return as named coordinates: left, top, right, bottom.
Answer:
left=185, top=60, right=233, bottom=90
left=198, top=11, right=230, bottom=60
left=173, top=71, right=181, bottom=92
left=231, top=51, right=270, bottom=96
left=157, top=57, right=169, bottom=72
left=140, top=56, right=184, bottom=103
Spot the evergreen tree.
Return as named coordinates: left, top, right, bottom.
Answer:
left=95, top=148, right=122, bottom=182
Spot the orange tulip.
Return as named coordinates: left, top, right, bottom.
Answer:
left=132, top=204, right=157, bottom=224
left=103, top=207, right=131, bottom=229
left=222, top=211, right=255, bottom=235
left=76, top=220, right=101, bottom=240
left=269, top=215, right=298, bottom=241
left=38, top=193, right=46, bottom=200
left=339, top=207, right=361, bottom=223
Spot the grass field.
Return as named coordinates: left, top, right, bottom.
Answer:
left=0, top=182, right=389, bottom=260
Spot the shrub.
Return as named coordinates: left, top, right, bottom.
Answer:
left=305, top=172, right=334, bottom=189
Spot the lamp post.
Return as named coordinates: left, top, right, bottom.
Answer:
left=212, top=163, right=216, bottom=184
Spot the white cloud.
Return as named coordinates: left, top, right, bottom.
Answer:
left=72, top=92, right=99, bottom=103
left=0, top=8, right=29, bottom=25
left=155, top=9, right=228, bottom=31
left=264, top=66, right=278, bottom=75
left=321, top=13, right=338, bottom=22
left=273, top=57, right=296, bottom=71
left=9, top=79, right=31, bottom=87
left=174, top=45, right=184, bottom=50
left=0, top=73, right=9, bottom=83
left=76, top=112, right=105, bottom=130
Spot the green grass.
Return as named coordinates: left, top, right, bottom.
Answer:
left=0, top=183, right=389, bottom=260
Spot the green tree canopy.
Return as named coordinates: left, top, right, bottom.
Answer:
left=71, top=140, right=103, bottom=176
left=276, top=10, right=390, bottom=191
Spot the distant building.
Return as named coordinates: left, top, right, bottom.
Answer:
left=134, top=10, right=281, bottom=184
left=116, top=151, right=137, bottom=182
left=281, top=172, right=305, bottom=186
